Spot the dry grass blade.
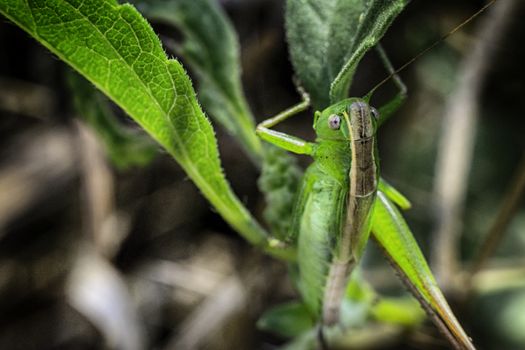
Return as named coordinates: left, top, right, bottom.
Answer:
left=431, top=0, right=518, bottom=290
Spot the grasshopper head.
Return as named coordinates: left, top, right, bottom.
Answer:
left=314, top=98, right=379, bottom=141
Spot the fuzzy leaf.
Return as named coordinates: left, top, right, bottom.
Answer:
left=133, top=0, right=263, bottom=163
left=286, top=0, right=408, bottom=109
left=133, top=1, right=305, bottom=238
left=0, top=0, right=291, bottom=258
left=258, top=145, right=302, bottom=240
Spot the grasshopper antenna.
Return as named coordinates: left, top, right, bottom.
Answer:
left=367, top=0, right=497, bottom=97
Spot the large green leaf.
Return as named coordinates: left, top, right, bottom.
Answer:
left=133, top=0, right=263, bottom=163
left=286, top=0, right=408, bottom=109
left=372, top=192, right=475, bottom=350
left=133, top=0, right=304, bottom=239
left=0, top=0, right=292, bottom=259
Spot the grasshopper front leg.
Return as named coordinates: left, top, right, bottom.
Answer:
left=256, top=91, right=315, bottom=244
left=256, top=89, right=313, bottom=155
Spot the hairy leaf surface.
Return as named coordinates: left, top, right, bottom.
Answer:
left=286, top=0, right=408, bottom=109
left=0, top=0, right=285, bottom=256
left=133, top=0, right=263, bottom=162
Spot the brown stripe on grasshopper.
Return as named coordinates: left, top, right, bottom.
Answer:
left=322, top=100, right=379, bottom=326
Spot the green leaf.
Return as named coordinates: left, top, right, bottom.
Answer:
left=372, top=192, right=475, bottom=350
left=133, top=0, right=263, bottom=164
left=0, top=0, right=292, bottom=259
left=133, top=0, right=305, bottom=240
left=68, top=72, right=157, bottom=169
left=257, top=301, right=314, bottom=338
left=345, top=270, right=375, bottom=302
left=286, top=0, right=408, bottom=109
left=329, top=0, right=408, bottom=104
left=258, top=145, right=302, bottom=240
left=370, top=297, right=425, bottom=327
left=342, top=273, right=424, bottom=328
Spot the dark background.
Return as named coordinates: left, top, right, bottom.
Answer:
left=0, top=0, right=524, bottom=349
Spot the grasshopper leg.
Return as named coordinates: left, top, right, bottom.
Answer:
left=373, top=44, right=408, bottom=127
left=256, top=89, right=315, bottom=155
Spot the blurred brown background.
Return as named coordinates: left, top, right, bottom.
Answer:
left=0, top=0, right=524, bottom=349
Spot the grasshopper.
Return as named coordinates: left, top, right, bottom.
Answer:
left=254, top=1, right=496, bottom=345
left=256, top=62, right=415, bottom=336
left=257, top=92, right=384, bottom=325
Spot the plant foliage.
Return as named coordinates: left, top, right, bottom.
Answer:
left=0, top=0, right=276, bottom=255
left=286, top=0, right=408, bottom=109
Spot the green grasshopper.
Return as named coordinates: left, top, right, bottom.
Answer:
left=254, top=0, right=498, bottom=345
left=256, top=44, right=477, bottom=350
left=257, top=93, right=383, bottom=326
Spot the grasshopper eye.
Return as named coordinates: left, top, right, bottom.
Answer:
left=328, top=115, right=341, bottom=130
left=370, top=107, right=379, bottom=120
